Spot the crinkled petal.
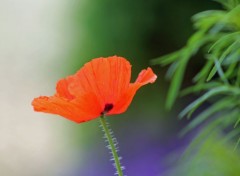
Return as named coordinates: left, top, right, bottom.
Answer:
left=67, top=56, right=131, bottom=108
left=32, top=93, right=102, bottom=123
left=109, top=67, right=157, bottom=115
left=55, top=79, right=75, bottom=99
left=135, top=67, right=157, bottom=85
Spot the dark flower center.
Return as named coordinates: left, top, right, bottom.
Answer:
left=101, top=103, right=113, bottom=115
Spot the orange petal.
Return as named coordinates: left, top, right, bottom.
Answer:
left=67, top=56, right=131, bottom=107
left=32, top=93, right=102, bottom=123
left=135, top=67, right=157, bottom=85
left=109, top=67, right=157, bottom=115
left=32, top=56, right=157, bottom=122
left=55, top=79, right=75, bottom=100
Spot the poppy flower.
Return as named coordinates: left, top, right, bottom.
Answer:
left=32, top=56, right=157, bottom=123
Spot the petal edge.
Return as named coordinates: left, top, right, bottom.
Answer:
left=109, top=67, right=157, bottom=115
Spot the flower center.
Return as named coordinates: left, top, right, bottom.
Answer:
left=101, top=103, right=113, bottom=115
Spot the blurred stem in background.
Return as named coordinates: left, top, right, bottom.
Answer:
left=152, top=0, right=240, bottom=143
left=152, top=0, right=240, bottom=175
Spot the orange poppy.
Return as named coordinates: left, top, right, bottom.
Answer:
left=32, top=56, right=157, bottom=123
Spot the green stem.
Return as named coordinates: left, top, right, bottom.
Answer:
left=100, top=114, right=124, bottom=176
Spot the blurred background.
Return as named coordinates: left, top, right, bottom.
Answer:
left=0, top=0, right=225, bottom=175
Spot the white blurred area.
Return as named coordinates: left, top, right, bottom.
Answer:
left=0, top=0, right=83, bottom=175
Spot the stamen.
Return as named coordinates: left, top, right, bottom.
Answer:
left=101, top=103, right=114, bottom=114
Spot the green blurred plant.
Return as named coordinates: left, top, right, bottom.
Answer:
left=166, top=131, right=240, bottom=176
left=152, top=0, right=240, bottom=140
left=152, top=1, right=240, bottom=175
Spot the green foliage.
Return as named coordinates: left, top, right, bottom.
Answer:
left=151, top=0, right=240, bottom=109
left=153, top=1, right=240, bottom=174
left=152, top=0, right=240, bottom=139
left=166, top=131, right=240, bottom=176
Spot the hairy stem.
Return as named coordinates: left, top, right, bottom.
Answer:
left=99, top=115, right=124, bottom=176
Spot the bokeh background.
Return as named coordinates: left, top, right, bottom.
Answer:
left=0, top=0, right=222, bottom=175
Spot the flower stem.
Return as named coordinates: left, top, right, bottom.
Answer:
left=100, top=114, right=124, bottom=176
